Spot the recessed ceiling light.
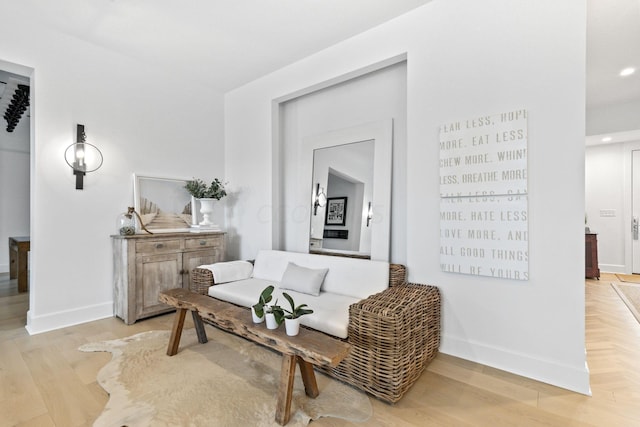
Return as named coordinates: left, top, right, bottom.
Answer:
left=620, top=67, right=636, bottom=77
left=602, top=136, right=612, bottom=142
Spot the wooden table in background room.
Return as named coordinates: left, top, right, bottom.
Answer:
left=9, top=236, right=30, bottom=292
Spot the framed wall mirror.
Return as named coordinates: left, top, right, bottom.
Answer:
left=304, top=120, right=393, bottom=261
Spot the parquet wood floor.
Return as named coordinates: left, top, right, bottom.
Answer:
left=0, top=273, right=638, bottom=426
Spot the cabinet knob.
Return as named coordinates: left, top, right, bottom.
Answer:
left=155, top=243, right=164, bottom=249
left=199, top=240, right=207, bottom=246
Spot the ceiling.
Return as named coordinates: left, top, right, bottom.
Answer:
left=23, top=0, right=431, bottom=93
left=0, top=0, right=431, bottom=134
left=1, top=0, right=639, bottom=136
left=587, top=0, right=640, bottom=109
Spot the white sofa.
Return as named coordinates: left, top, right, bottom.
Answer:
left=199, top=249, right=389, bottom=339
left=191, top=249, right=441, bottom=403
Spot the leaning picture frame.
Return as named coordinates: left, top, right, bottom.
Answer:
left=133, top=174, right=194, bottom=233
left=325, top=197, right=347, bottom=226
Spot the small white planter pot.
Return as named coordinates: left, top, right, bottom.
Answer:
left=265, top=313, right=279, bottom=330
left=198, top=198, right=216, bottom=226
left=285, top=318, right=300, bottom=336
left=251, top=307, right=264, bottom=324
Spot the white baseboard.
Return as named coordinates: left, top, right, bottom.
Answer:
left=440, top=333, right=591, bottom=396
left=599, top=264, right=625, bottom=274
left=26, top=301, right=114, bottom=335
left=0, top=263, right=8, bottom=273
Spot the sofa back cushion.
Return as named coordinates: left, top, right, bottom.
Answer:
left=252, top=249, right=389, bottom=300
left=280, top=262, right=328, bottom=296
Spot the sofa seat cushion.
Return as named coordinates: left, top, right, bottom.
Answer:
left=208, top=278, right=359, bottom=339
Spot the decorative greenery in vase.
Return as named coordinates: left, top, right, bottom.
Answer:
left=184, top=178, right=228, bottom=200
left=282, top=292, right=314, bottom=319
left=252, top=285, right=274, bottom=319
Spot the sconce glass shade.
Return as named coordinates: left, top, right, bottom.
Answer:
left=316, top=191, right=327, bottom=207
left=64, top=142, right=103, bottom=173
left=313, top=183, right=327, bottom=215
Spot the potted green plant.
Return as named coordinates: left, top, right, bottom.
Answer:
left=282, top=292, right=314, bottom=336
left=184, top=178, right=227, bottom=227
left=265, top=300, right=285, bottom=330
left=251, top=285, right=274, bottom=323
left=184, top=178, right=228, bottom=200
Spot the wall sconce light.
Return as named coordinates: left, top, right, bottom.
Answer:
left=366, top=201, right=373, bottom=227
left=64, top=124, right=103, bottom=190
left=313, top=183, right=327, bottom=215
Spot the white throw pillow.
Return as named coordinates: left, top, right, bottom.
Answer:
left=279, top=262, right=328, bottom=296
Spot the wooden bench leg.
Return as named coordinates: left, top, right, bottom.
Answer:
left=297, top=358, right=319, bottom=398
left=275, top=354, right=296, bottom=426
left=167, top=308, right=187, bottom=356
left=192, top=310, right=208, bottom=344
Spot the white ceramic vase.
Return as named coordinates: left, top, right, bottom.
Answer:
left=285, top=317, right=300, bottom=336
left=251, top=306, right=264, bottom=324
left=198, top=198, right=215, bottom=226
left=265, top=313, right=279, bottom=330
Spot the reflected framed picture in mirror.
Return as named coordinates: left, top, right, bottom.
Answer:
left=325, top=197, right=347, bottom=226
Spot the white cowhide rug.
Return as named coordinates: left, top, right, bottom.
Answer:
left=80, top=327, right=372, bottom=427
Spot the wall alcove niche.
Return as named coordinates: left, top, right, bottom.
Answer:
left=273, top=56, right=407, bottom=263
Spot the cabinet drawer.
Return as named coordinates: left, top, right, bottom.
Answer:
left=136, top=239, right=182, bottom=254
left=185, top=236, right=222, bottom=249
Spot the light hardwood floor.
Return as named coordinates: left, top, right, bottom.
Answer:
left=1, top=273, right=639, bottom=426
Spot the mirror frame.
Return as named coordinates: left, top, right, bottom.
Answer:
left=302, top=119, right=393, bottom=261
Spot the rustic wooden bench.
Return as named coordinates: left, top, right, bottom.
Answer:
left=159, top=288, right=351, bottom=426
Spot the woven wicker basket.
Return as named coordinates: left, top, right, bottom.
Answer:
left=321, top=282, right=441, bottom=403
left=191, top=268, right=215, bottom=295
left=389, top=263, right=406, bottom=287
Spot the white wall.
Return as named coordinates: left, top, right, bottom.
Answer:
left=225, top=0, right=589, bottom=394
left=0, top=150, right=30, bottom=272
left=324, top=174, right=363, bottom=251
left=0, top=4, right=225, bottom=333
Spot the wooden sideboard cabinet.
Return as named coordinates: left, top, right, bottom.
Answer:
left=112, top=231, right=225, bottom=324
left=585, top=233, right=600, bottom=279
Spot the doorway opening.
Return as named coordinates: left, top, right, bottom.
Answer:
left=0, top=62, right=32, bottom=326
left=632, top=150, right=640, bottom=273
